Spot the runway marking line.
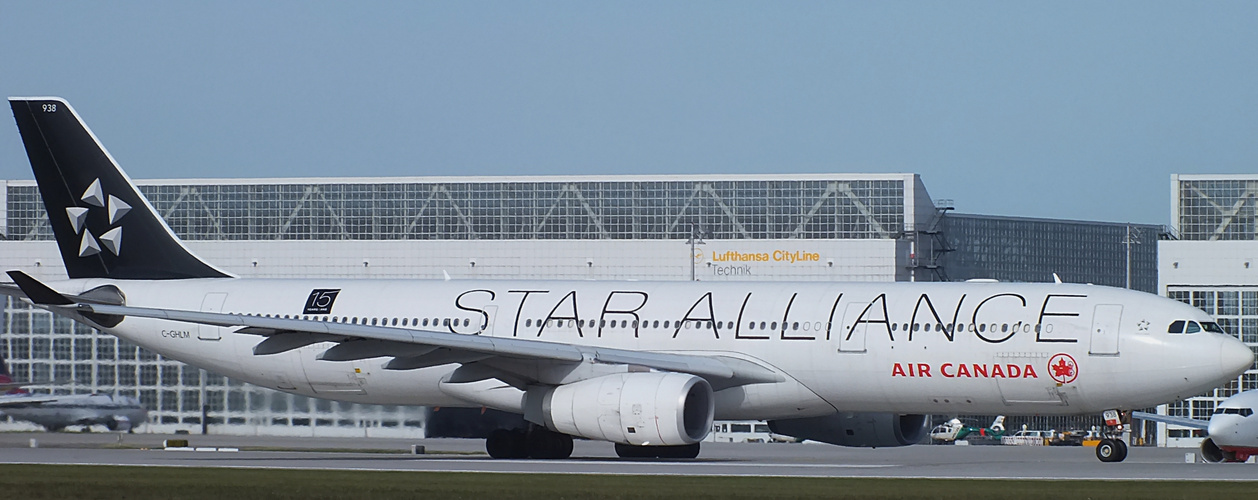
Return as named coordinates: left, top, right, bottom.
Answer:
left=2, top=460, right=1256, bottom=482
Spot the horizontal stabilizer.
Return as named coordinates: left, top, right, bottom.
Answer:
left=6, top=271, right=73, bottom=305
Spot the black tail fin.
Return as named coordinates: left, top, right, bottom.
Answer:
left=9, top=97, right=230, bottom=280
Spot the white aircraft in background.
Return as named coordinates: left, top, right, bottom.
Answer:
left=1134, top=391, right=1258, bottom=463
left=2, top=97, right=1252, bottom=461
left=0, top=358, right=148, bottom=432
left=929, top=415, right=1005, bottom=443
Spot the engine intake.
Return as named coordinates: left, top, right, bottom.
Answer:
left=768, top=412, right=930, bottom=447
left=530, top=372, right=714, bottom=446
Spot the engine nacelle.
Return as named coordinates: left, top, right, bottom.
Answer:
left=1200, top=437, right=1242, bottom=463
left=531, top=372, right=714, bottom=446
left=768, top=412, right=930, bottom=447
left=106, top=416, right=133, bottom=432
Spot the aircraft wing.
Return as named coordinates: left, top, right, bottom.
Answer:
left=1131, top=411, right=1210, bottom=430
left=7, top=271, right=783, bottom=390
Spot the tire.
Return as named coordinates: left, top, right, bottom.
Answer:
left=1114, top=439, right=1128, bottom=462
left=615, top=443, right=654, bottom=459
left=526, top=428, right=574, bottom=459
left=1096, top=439, right=1121, bottom=462
left=658, top=443, right=700, bottom=459
left=487, top=429, right=528, bottom=459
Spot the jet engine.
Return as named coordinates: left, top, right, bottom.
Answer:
left=106, top=416, right=133, bottom=432
left=1200, top=437, right=1243, bottom=463
left=768, top=412, right=930, bottom=447
left=531, top=372, right=714, bottom=446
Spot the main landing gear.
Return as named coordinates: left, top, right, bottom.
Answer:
left=615, top=442, right=701, bottom=459
left=485, top=425, right=574, bottom=459
left=1095, top=409, right=1129, bottom=463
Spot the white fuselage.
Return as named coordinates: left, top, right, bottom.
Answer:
left=55, top=278, right=1245, bottom=421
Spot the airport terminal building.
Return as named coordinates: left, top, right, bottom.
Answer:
left=1158, top=174, right=1258, bottom=447
left=1, top=172, right=1162, bottom=438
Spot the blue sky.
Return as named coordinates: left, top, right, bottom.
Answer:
left=2, top=1, right=1256, bottom=225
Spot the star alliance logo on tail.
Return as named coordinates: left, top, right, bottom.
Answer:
left=67, top=178, right=131, bottom=258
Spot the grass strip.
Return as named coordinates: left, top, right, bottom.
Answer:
left=0, top=464, right=1253, bottom=499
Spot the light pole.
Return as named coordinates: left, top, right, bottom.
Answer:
left=687, top=223, right=705, bottom=281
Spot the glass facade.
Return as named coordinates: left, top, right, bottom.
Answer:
left=1174, top=175, right=1258, bottom=241
left=5, top=177, right=910, bottom=242
left=944, top=214, right=1162, bottom=293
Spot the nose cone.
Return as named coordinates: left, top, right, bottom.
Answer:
left=1220, top=337, right=1254, bottom=379
left=1206, top=417, right=1228, bottom=439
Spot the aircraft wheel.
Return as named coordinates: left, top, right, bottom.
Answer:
left=1096, top=439, right=1124, bottom=462
left=615, top=443, right=655, bottom=458
left=486, top=429, right=528, bottom=459
left=526, top=428, right=573, bottom=459
left=658, top=443, right=700, bottom=459
left=614, top=443, right=700, bottom=459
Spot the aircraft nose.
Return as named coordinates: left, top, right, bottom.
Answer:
left=1220, top=337, right=1254, bottom=378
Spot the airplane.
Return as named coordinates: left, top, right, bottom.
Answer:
left=929, top=415, right=1005, bottom=443
left=1133, top=391, right=1258, bottom=463
left=1, top=96, right=1252, bottom=461
left=0, top=358, right=148, bottom=432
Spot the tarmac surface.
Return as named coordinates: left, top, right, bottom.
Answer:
left=0, top=432, right=1254, bottom=481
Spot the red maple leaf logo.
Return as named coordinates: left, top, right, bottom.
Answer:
left=1052, top=358, right=1074, bottom=379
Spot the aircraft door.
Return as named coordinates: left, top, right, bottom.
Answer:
left=197, top=293, right=228, bottom=341
left=838, top=303, right=868, bottom=353
left=1088, top=304, right=1122, bottom=355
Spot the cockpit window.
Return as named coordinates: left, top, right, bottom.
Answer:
left=1185, top=321, right=1202, bottom=334
left=1201, top=322, right=1226, bottom=334
left=1168, top=321, right=1185, bottom=334
left=1213, top=408, right=1255, bottom=417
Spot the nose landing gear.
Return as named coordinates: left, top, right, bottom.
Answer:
left=1095, top=409, right=1129, bottom=463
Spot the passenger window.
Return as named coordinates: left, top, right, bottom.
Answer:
left=979, top=324, right=986, bottom=332
left=1168, top=320, right=1185, bottom=334
left=770, top=322, right=778, bottom=330
left=664, top=321, right=671, bottom=329
left=912, top=324, right=920, bottom=332
left=760, top=322, right=767, bottom=330
left=792, top=322, right=799, bottom=330
left=890, top=323, right=898, bottom=332
left=1185, top=321, right=1201, bottom=334
left=463, top=318, right=470, bottom=327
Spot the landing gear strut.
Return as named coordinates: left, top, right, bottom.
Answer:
left=1095, top=410, right=1129, bottom=463
left=485, top=425, right=573, bottom=459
